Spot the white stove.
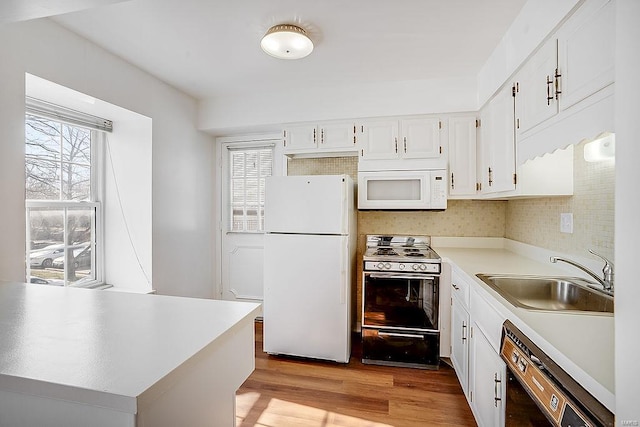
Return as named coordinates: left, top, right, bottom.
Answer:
left=361, top=234, right=442, bottom=369
left=363, top=235, right=441, bottom=273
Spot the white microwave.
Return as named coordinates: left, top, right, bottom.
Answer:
left=357, top=169, right=448, bottom=210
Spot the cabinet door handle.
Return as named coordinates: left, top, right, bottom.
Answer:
left=395, top=137, right=398, bottom=153
left=452, top=283, right=459, bottom=290
left=488, top=167, right=493, bottom=187
left=494, top=373, right=502, bottom=407
left=546, top=75, right=554, bottom=105
left=451, top=173, right=455, bottom=189
left=462, top=322, right=467, bottom=341
left=554, top=68, right=562, bottom=100
left=321, top=128, right=324, bottom=144
left=313, top=128, right=317, bottom=143
left=403, top=137, right=407, bottom=153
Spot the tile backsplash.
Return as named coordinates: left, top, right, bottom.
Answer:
left=505, top=140, right=615, bottom=262
left=287, top=157, right=358, bottom=181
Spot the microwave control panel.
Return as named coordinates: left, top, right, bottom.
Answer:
left=430, top=171, right=448, bottom=208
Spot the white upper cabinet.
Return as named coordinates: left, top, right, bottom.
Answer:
left=516, top=0, right=615, bottom=137
left=359, top=116, right=443, bottom=160
left=283, top=124, right=318, bottom=151
left=401, top=117, right=442, bottom=159
left=319, top=121, right=357, bottom=151
left=283, top=121, right=356, bottom=155
left=358, top=119, right=399, bottom=159
left=557, top=0, right=615, bottom=111
left=479, top=83, right=516, bottom=195
left=448, top=116, right=478, bottom=197
left=517, top=37, right=559, bottom=134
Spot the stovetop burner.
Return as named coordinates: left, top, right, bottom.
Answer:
left=405, top=252, right=426, bottom=258
left=375, top=248, right=399, bottom=256
left=363, top=235, right=441, bottom=269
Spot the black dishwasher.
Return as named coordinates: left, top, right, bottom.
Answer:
left=501, top=320, right=614, bottom=427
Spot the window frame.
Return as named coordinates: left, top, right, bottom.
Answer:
left=25, top=116, right=105, bottom=288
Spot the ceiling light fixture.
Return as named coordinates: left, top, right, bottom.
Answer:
left=260, top=24, right=314, bottom=60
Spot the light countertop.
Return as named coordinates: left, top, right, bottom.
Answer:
left=0, top=282, right=261, bottom=414
left=432, top=238, right=615, bottom=411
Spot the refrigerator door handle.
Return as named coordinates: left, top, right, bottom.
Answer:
left=340, top=240, right=346, bottom=304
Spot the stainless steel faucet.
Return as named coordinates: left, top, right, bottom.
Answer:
left=550, top=249, right=614, bottom=293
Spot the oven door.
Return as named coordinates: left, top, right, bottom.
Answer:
left=362, top=272, right=439, bottom=331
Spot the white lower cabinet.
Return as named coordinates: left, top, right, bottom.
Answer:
left=450, top=295, right=470, bottom=393
left=469, top=323, right=506, bottom=427
left=448, top=267, right=507, bottom=427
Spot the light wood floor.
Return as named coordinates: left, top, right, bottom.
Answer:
left=236, top=321, right=476, bottom=427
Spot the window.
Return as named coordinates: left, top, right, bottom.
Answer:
left=229, top=146, right=273, bottom=232
left=25, top=113, right=103, bottom=287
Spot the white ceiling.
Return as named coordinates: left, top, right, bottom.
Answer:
left=50, top=0, right=527, bottom=101
left=0, top=0, right=126, bottom=25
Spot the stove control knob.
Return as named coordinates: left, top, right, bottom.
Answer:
left=399, top=264, right=405, bottom=270
left=384, top=263, right=391, bottom=269
left=377, top=262, right=384, bottom=270
left=419, top=264, right=427, bottom=271
left=518, top=359, right=528, bottom=373
left=412, top=264, right=419, bottom=270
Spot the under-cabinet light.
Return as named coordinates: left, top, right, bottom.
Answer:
left=584, top=133, right=615, bottom=162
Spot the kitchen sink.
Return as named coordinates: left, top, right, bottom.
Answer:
left=475, top=274, right=614, bottom=314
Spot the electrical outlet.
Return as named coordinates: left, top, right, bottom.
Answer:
left=560, top=213, right=573, bottom=233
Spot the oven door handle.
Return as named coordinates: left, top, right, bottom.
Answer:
left=368, top=273, right=436, bottom=280
left=378, top=331, right=425, bottom=339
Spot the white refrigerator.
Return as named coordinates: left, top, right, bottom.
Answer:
left=263, top=174, right=356, bottom=363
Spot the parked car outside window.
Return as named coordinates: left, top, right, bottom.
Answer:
left=29, top=244, right=65, bottom=268
left=52, top=246, right=91, bottom=270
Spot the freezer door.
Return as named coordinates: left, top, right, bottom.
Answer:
left=264, top=175, right=351, bottom=234
left=263, top=233, right=351, bottom=363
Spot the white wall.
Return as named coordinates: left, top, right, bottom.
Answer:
left=0, top=18, right=215, bottom=298
left=614, top=0, right=640, bottom=421
left=197, top=76, right=478, bottom=135
left=104, top=115, right=153, bottom=292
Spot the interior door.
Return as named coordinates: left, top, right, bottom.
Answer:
left=219, top=139, right=283, bottom=302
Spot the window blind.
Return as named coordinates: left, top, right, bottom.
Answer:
left=26, top=96, right=113, bottom=133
